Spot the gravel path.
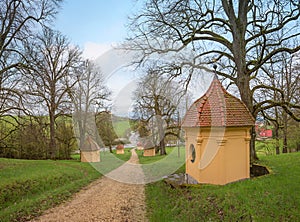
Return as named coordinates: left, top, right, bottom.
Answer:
left=31, top=149, right=148, bottom=222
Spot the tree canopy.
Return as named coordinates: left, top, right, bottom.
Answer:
left=126, top=0, right=300, bottom=160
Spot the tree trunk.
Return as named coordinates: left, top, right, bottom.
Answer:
left=274, top=124, right=280, bottom=155
left=155, top=145, right=159, bottom=154
left=49, top=81, right=57, bottom=159
left=236, top=75, right=258, bottom=162
left=78, top=116, right=85, bottom=150
left=228, top=2, right=258, bottom=162
left=159, top=139, right=166, bottom=155
left=79, top=126, right=85, bottom=161
left=250, top=127, right=258, bottom=162
left=49, top=111, right=56, bottom=159
left=282, top=112, right=288, bottom=153
left=157, top=116, right=166, bottom=155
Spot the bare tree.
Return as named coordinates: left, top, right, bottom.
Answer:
left=0, top=0, right=62, bottom=154
left=259, top=52, right=300, bottom=154
left=70, top=60, right=111, bottom=153
left=22, top=28, right=81, bottom=159
left=126, top=0, right=300, bottom=161
left=0, top=0, right=62, bottom=115
left=96, top=111, right=118, bottom=153
left=132, top=68, right=187, bottom=155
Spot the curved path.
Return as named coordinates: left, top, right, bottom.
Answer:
left=31, top=149, right=147, bottom=222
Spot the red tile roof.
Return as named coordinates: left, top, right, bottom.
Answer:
left=182, top=76, right=255, bottom=127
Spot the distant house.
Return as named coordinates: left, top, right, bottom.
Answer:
left=142, top=140, right=156, bottom=157
left=259, top=129, right=272, bottom=138
left=136, top=142, right=144, bottom=150
left=255, top=122, right=273, bottom=138
left=143, top=147, right=156, bottom=156
left=116, top=144, right=125, bottom=154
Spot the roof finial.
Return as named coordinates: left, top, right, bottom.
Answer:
left=213, top=64, right=217, bottom=71
left=213, top=64, right=218, bottom=79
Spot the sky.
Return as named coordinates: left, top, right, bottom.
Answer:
left=54, top=0, right=212, bottom=116
left=55, top=0, right=144, bottom=116
left=55, top=0, right=138, bottom=59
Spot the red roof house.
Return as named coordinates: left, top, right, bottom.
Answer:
left=182, top=75, right=255, bottom=185
left=182, top=75, right=255, bottom=128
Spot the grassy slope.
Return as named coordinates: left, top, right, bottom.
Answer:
left=136, top=147, right=184, bottom=164
left=112, top=148, right=133, bottom=162
left=145, top=152, right=300, bottom=221
left=0, top=158, right=101, bottom=222
left=112, top=118, right=131, bottom=138
left=3, top=147, right=299, bottom=222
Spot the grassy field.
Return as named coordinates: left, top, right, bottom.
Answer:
left=136, top=146, right=186, bottom=183
left=112, top=118, right=131, bottom=138
left=112, top=148, right=133, bottom=162
left=136, top=146, right=184, bottom=164
left=145, top=152, right=300, bottom=221
left=2, top=146, right=299, bottom=222
left=0, top=158, right=101, bottom=222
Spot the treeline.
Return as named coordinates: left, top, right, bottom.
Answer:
left=0, top=112, right=123, bottom=159
left=0, top=116, right=74, bottom=159
left=0, top=1, right=112, bottom=159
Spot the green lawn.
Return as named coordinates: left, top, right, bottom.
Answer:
left=112, top=148, right=133, bottom=162
left=3, top=148, right=299, bottom=222
left=145, top=152, right=300, bottom=221
left=136, top=146, right=184, bottom=164
left=0, top=158, right=101, bottom=222
left=136, top=147, right=185, bottom=183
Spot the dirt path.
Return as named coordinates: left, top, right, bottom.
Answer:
left=31, top=149, right=148, bottom=222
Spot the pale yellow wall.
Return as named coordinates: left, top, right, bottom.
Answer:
left=184, top=127, right=251, bottom=185
left=137, top=146, right=144, bottom=150
left=143, top=148, right=156, bottom=157
left=223, top=128, right=251, bottom=183
left=185, top=128, right=200, bottom=182
left=116, top=148, right=125, bottom=154
left=81, top=150, right=100, bottom=162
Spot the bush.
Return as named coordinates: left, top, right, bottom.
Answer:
left=0, top=116, right=77, bottom=160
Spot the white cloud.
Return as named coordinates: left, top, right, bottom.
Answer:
left=82, top=42, right=113, bottom=60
